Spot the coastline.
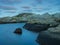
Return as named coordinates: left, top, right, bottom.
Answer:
left=0, top=21, right=27, bottom=24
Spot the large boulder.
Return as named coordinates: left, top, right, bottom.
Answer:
left=23, top=23, right=50, bottom=32
left=36, top=25, right=60, bottom=45
left=14, top=28, right=22, bottom=34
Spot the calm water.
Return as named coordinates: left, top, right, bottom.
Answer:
left=0, top=23, right=39, bottom=45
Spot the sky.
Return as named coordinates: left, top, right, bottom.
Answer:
left=0, top=0, right=60, bottom=17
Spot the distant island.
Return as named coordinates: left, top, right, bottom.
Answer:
left=0, top=13, right=60, bottom=24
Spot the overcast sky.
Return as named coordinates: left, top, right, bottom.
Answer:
left=0, top=0, right=60, bottom=17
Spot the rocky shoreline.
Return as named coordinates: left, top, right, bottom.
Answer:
left=23, top=21, right=60, bottom=45
left=23, top=22, right=59, bottom=32
left=23, top=23, right=50, bottom=32
left=36, top=24, right=60, bottom=45
left=0, top=21, right=27, bottom=24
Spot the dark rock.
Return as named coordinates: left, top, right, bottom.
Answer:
left=23, top=23, right=50, bottom=32
left=14, top=28, right=22, bottom=34
left=55, top=19, right=60, bottom=23
left=36, top=25, right=60, bottom=45
left=49, top=23, right=59, bottom=27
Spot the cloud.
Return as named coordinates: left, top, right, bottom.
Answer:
left=0, top=0, right=21, bottom=4
left=23, top=9, right=32, bottom=12
left=31, top=0, right=42, bottom=6
left=35, top=0, right=41, bottom=3
left=0, top=5, right=16, bottom=10
left=22, top=6, right=31, bottom=9
left=21, top=6, right=32, bottom=12
left=5, top=10, right=16, bottom=13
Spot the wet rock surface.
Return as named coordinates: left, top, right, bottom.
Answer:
left=14, top=28, right=22, bottom=34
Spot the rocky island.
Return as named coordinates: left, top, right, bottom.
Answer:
left=14, top=28, right=22, bottom=34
